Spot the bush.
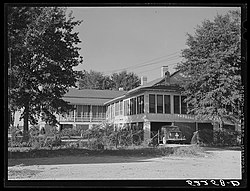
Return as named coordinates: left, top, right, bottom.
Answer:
left=82, top=123, right=144, bottom=150
left=60, top=128, right=80, bottom=138
left=9, top=141, right=31, bottom=148
left=213, top=129, right=241, bottom=146
left=172, top=145, right=205, bottom=157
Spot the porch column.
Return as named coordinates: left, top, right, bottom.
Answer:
left=195, top=121, right=198, bottom=131
left=73, top=105, right=76, bottom=130
left=143, top=121, right=151, bottom=140
left=73, top=105, right=76, bottom=122
left=144, top=93, right=149, bottom=114
left=170, top=95, right=174, bottom=114
left=90, top=105, right=93, bottom=122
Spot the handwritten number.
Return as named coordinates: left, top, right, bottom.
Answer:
left=187, top=179, right=239, bottom=187
left=200, top=180, right=208, bottom=186
left=210, top=180, right=219, bottom=186
left=186, top=180, right=194, bottom=186
left=231, top=181, right=240, bottom=186
left=194, top=181, right=200, bottom=186
left=220, top=179, right=225, bottom=186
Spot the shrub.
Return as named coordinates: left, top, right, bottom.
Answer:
left=60, top=128, right=79, bottom=138
left=81, top=123, right=144, bottom=150
left=172, top=145, right=205, bottom=157
left=213, top=129, right=241, bottom=146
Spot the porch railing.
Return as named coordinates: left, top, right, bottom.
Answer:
left=59, top=114, right=106, bottom=122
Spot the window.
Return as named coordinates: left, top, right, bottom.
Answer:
left=98, top=106, right=106, bottom=118
left=137, top=96, right=140, bottom=114
left=164, top=95, right=171, bottom=114
left=149, top=94, right=156, bottom=113
left=111, top=104, right=114, bottom=118
left=174, top=95, right=180, bottom=114
left=115, top=102, right=119, bottom=116
left=124, top=100, right=129, bottom=116
left=98, top=106, right=102, bottom=117
left=131, top=97, right=136, bottom=115
left=92, top=106, right=98, bottom=118
left=83, top=105, right=90, bottom=117
left=119, top=101, right=123, bottom=115
left=137, top=95, right=144, bottom=114
left=157, top=95, right=163, bottom=113
left=181, top=96, right=187, bottom=114
left=129, top=99, right=133, bottom=115
left=76, top=105, right=83, bottom=117
left=106, top=105, right=110, bottom=119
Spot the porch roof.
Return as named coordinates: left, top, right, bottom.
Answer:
left=63, top=88, right=127, bottom=105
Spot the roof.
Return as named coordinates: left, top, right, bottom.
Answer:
left=127, top=70, right=187, bottom=94
left=63, top=88, right=127, bottom=105
left=105, top=70, right=187, bottom=105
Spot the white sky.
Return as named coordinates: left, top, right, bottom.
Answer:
left=68, top=6, right=240, bottom=82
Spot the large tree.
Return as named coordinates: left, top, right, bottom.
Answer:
left=110, top=71, right=140, bottom=91
left=77, top=70, right=113, bottom=90
left=176, top=10, right=243, bottom=127
left=8, top=7, right=83, bottom=141
left=77, top=70, right=140, bottom=91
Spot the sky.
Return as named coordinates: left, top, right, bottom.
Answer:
left=68, top=6, right=240, bottom=82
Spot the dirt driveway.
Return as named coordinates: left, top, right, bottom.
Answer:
left=8, top=148, right=241, bottom=180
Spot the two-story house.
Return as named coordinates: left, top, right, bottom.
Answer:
left=104, top=66, right=217, bottom=143
left=58, top=88, right=126, bottom=131
left=12, top=66, right=237, bottom=143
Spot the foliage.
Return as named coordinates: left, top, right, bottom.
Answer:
left=60, top=128, right=80, bottom=138
left=172, top=145, right=205, bottom=157
left=176, top=10, right=242, bottom=125
left=110, top=70, right=140, bottom=91
left=81, top=123, right=144, bottom=150
left=77, top=70, right=114, bottom=90
left=8, top=125, right=62, bottom=149
left=77, top=70, right=140, bottom=91
left=212, top=129, right=241, bottom=146
left=8, top=7, right=83, bottom=140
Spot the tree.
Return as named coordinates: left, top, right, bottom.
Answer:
left=77, top=70, right=113, bottom=90
left=110, top=70, right=140, bottom=91
left=77, top=70, right=140, bottom=91
left=176, top=10, right=242, bottom=126
left=8, top=7, right=83, bottom=141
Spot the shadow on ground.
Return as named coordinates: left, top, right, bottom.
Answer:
left=202, top=146, right=241, bottom=151
left=8, top=147, right=174, bottom=166
left=8, top=155, right=154, bottom=167
left=8, top=145, right=238, bottom=167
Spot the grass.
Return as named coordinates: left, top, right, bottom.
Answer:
left=171, top=145, right=206, bottom=157
left=8, top=144, right=207, bottom=159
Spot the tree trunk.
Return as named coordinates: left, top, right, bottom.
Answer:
left=22, top=105, right=29, bottom=142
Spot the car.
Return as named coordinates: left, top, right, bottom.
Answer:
left=160, top=124, right=186, bottom=144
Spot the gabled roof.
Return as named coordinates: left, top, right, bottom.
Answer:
left=105, top=70, right=188, bottom=105
left=63, top=88, right=127, bottom=105
left=126, top=70, right=186, bottom=94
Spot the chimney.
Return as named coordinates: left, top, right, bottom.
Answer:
left=161, top=66, right=169, bottom=78
left=161, top=66, right=170, bottom=84
left=140, top=76, right=147, bottom=86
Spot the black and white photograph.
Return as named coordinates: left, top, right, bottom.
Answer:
left=5, top=3, right=246, bottom=188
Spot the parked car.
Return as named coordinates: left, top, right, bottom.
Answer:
left=161, top=125, right=186, bottom=144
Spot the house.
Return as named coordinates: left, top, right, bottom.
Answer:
left=12, top=66, right=238, bottom=143
left=12, top=86, right=126, bottom=133
left=58, top=88, right=126, bottom=131
left=104, top=66, right=216, bottom=144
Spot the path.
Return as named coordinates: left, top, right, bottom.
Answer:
left=8, top=149, right=241, bottom=180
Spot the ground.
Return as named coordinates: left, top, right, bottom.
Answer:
left=8, top=147, right=241, bottom=180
